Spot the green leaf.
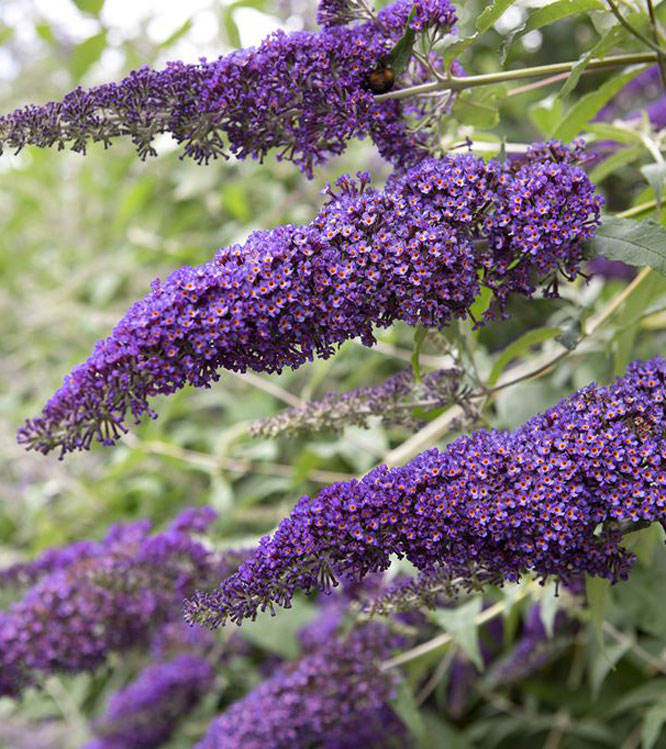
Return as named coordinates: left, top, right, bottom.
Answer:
left=35, top=22, right=56, bottom=44
left=488, top=327, right=560, bottom=387
left=452, top=85, right=506, bottom=128
left=555, top=318, right=582, bottom=351
left=642, top=702, right=666, bottom=749
left=560, top=30, right=618, bottom=99
left=430, top=598, right=484, bottom=670
left=614, top=565, right=666, bottom=638
left=500, top=0, right=604, bottom=62
left=441, top=0, right=513, bottom=64
left=73, top=0, right=105, bottom=14
left=585, top=215, right=666, bottom=273
left=586, top=575, right=610, bottom=654
left=469, top=285, right=493, bottom=321
left=157, top=18, right=193, bottom=49
left=552, top=67, right=647, bottom=142
left=221, top=183, right=252, bottom=222
left=387, top=7, right=417, bottom=76
left=641, top=163, right=666, bottom=214
left=624, top=523, right=665, bottom=568
left=612, top=271, right=666, bottom=376
left=68, top=30, right=107, bottom=83
left=476, top=0, right=514, bottom=33
left=589, top=145, right=645, bottom=184
left=223, top=8, right=241, bottom=48
left=610, top=679, right=666, bottom=717
left=221, top=0, right=268, bottom=47
left=529, top=95, right=564, bottom=137
left=523, top=0, right=604, bottom=33
left=412, top=325, right=427, bottom=383
left=589, top=637, right=630, bottom=698
left=586, top=122, right=645, bottom=145
left=558, top=1, right=662, bottom=99
left=392, top=681, right=429, bottom=747
left=112, top=177, right=155, bottom=235
left=538, top=581, right=559, bottom=638
left=422, top=712, right=473, bottom=749
left=240, top=599, right=317, bottom=658
left=0, top=25, right=13, bottom=46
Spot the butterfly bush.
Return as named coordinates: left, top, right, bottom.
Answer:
left=85, top=654, right=215, bottom=749
left=18, top=141, right=602, bottom=457
left=184, top=357, right=666, bottom=628
left=196, top=623, right=405, bottom=749
left=0, top=0, right=455, bottom=176
left=0, top=506, right=227, bottom=697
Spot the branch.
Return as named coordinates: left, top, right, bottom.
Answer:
left=374, top=52, right=658, bottom=101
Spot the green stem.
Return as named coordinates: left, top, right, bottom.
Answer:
left=381, top=585, right=533, bottom=670
left=375, top=52, right=658, bottom=101
left=646, top=0, right=666, bottom=91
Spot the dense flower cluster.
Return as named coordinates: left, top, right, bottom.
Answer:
left=0, top=0, right=455, bottom=175
left=0, top=507, right=223, bottom=697
left=19, top=142, right=602, bottom=456
left=185, top=357, right=666, bottom=627
left=251, top=367, right=462, bottom=437
left=0, top=536, right=107, bottom=589
left=196, top=624, right=404, bottom=749
left=85, top=654, right=215, bottom=749
left=317, top=0, right=456, bottom=32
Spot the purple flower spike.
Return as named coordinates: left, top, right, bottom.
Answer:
left=18, top=141, right=602, bottom=456
left=185, top=357, right=666, bottom=628
left=0, top=506, right=227, bottom=697
left=0, top=0, right=456, bottom=176
left=196, top=624, right=404, bottom=749
left=85, top=654, right=214, bottom=749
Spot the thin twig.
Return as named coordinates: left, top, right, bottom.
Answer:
left=416, top=647, right=456, bottom=704
left=381, top=587, right=532, bottom=670
left=646, top=0, right=666, bottom=90
left=375, top=52, right=657, bottom=101
left=603, top=620, right=666, bottom=675
left=122, top=433, right=355, bottom=484
left=229, top=371, right=304, bottom=408
left=507, top=71, right=573, bottom=97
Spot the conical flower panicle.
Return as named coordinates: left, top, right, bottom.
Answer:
left=185, top=358, right=666, bottom=628
left=19, top=142, right=602, bottom=456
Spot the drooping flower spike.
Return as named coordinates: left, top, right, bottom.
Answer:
left=0, top=0, right=456, bottom=176
left=250, top=366, right=463, bottom=437
left=85, top=654, right=215, bottom=749
left=0, top=506, right=237, bottom=697
left=18, top=141, right=602, bottom=456
left=195, top=623, right=405, bottom=749
left=184, top=358, right=666, bottom=628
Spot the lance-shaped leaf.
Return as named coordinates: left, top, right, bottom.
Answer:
left=584, top=215, right=666, bottom=274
